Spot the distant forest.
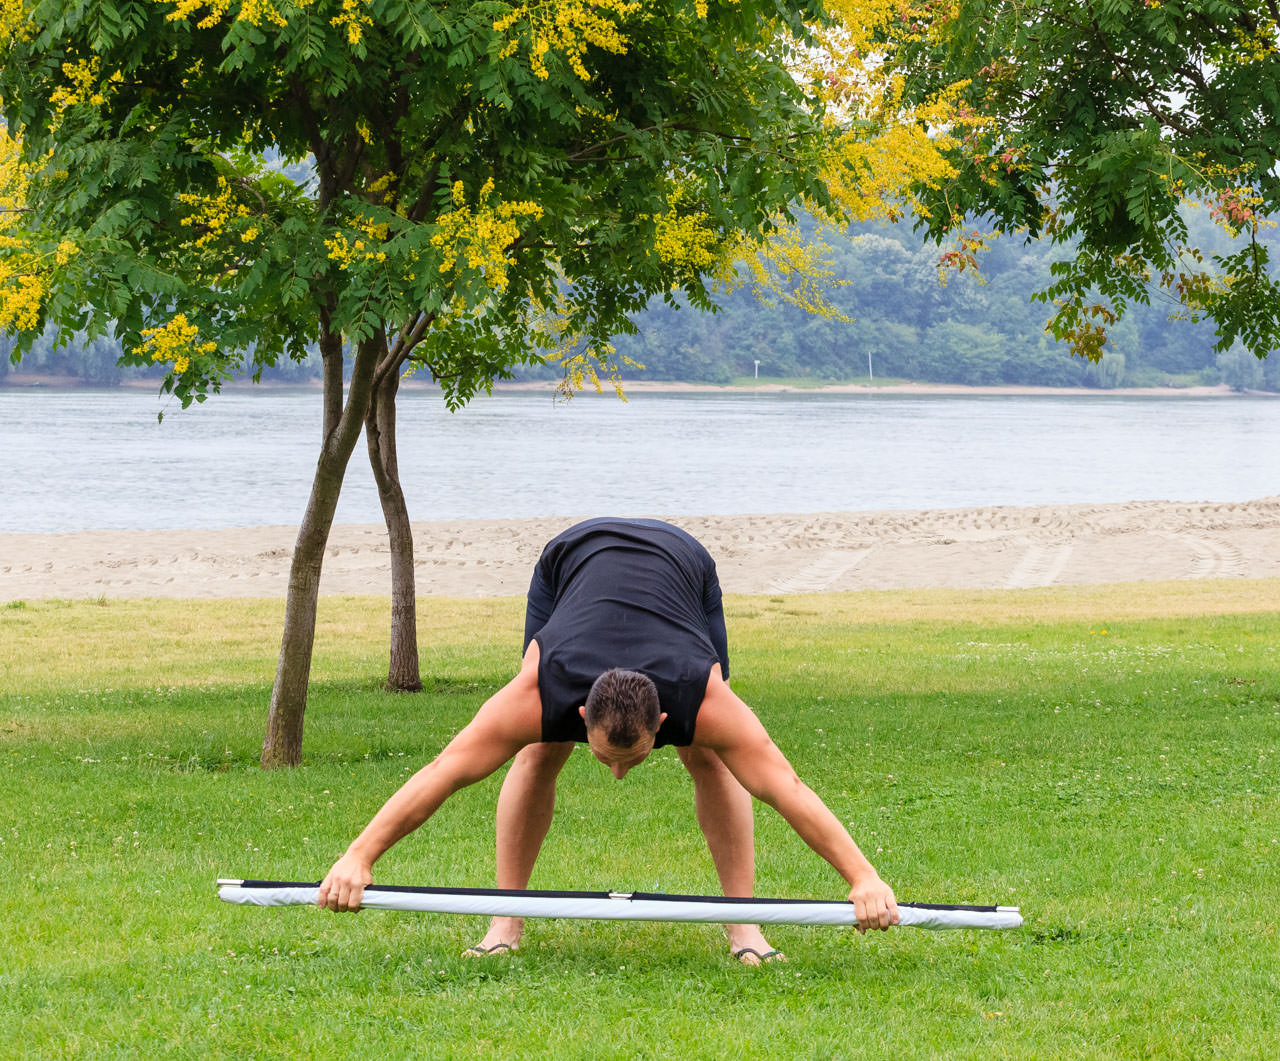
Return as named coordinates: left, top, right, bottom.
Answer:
left=5, top=211, right=1279, bottom=392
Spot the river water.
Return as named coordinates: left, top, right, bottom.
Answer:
left=2, top=388, right=1277, bottom=532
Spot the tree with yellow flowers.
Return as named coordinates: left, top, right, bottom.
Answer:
left=1, top=0, right=961, bottom=766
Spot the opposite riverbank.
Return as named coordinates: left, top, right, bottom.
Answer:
left=3, top=370, right=1275, bottom=399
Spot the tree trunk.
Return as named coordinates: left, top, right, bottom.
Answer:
left=260, top=330, right=380, bottom=768
left=365, top=359, right=422, bottom=692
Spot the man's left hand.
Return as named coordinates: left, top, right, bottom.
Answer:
left=848, top=873, right=899, bottom=933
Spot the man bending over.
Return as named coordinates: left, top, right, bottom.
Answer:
left=319, top=518, right=898, bottom=962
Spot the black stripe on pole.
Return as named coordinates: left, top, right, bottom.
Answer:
left=229, top=880, right=999, bottom=913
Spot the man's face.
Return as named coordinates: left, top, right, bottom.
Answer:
left=584, top=729, right=654, bottom=780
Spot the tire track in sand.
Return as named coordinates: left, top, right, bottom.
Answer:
left=1004, top=543, right=1075, bottom=589
left=1159, top=533, right=1246, bottom=580
left=768, top=548, right=871, bottom=593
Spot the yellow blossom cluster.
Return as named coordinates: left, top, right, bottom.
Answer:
left=354, top=214, right=390, bottom=241
left=161, top=0, right=371, bottom=41
left=826, top=121, right=960, bottom=223
left=1226, top=21, right=1279, bottom=64
left=430, top=179, right=543, bottom=292
left=0, top=0, right=31, bottom=43
left=648, top=193, right=731, bottom=276
left=554, top=346, right=637, bottom=400
left=741, top=226, right=852, bottom=322
left=330, top=0, right=371, bottom=45
left=0, top=129, right=45, bottom=334
left=243, top=0, right=291, bottom=25
left=795, top=0, right=923, bottom=119
left=324, top=232, right=385, bottom=267
left=0, top=253, right=43, bottom=333
left=686, top=0, right=743, bottom=18
left=324, top=213, right=390, bottom=269
left=49, top=58, right=114, bottom=109
left=367, top=172, right=397, bottom=204
left=782, top=2, right=972, bottom=224
left=814, top=0, right=916, bottom=60
left=517, top=290, right=638, bottom=400
left=493, top=0, right=640, bottom=81
left=162, top=0, right=291, bottom=29
left=139, top=313, right=216, bottom=373
left=177, top=176, right=253, bottom=249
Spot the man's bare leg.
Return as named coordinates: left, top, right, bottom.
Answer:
left=677, top=745, right=782, bottom=965
left=467, top=741, right=575, bottom=954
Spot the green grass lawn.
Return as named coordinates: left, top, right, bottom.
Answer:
left=2, top=585, right=1278, bottom=1059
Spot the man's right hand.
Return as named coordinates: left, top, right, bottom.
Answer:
left=317, top=853, right=372, bottom=912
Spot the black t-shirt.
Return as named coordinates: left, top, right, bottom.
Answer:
left=523, top=518, right=730, bottom=747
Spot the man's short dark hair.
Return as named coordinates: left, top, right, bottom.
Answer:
left=584, top=669, right=661, bottom=747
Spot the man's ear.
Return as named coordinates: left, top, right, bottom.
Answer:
left=656, top=711, right=668, bottom=729
left=578, top=705, right=587, bottom=719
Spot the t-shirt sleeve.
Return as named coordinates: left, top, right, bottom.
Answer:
left=701, top=555, right=730, bottom=681
left=523, top=560, right=556, bottom=651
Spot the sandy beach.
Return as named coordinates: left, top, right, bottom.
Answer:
left=4, top=497, right=1280, bottom=601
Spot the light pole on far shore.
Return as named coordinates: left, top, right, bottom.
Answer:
left=867, top=349, right=873, bottom=382
left=754, top=360, right=760, bottom=380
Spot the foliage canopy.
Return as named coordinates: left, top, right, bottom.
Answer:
left=890, top=0, right=1280, bottom=360
left=2, top=0, right=910, bottom=405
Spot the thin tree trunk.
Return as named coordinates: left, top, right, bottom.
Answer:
left=365, top=356, right=422, bottom=692
left=261, top=330, right=380, bottom=768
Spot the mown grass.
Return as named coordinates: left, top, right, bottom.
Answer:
left=2, top=584, right=1278, bottom=1059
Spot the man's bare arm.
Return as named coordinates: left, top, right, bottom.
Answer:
left=694, top=672, right=899, bottom=931
left=317, top=662, right=542, bottom=912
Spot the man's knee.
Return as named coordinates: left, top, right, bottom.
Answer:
left=677, top=744, right=728, bottom=781
left=512, top=741, right=575, bottom=780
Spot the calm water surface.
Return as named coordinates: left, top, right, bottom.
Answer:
left=2, top=388, right=1277, bottom=532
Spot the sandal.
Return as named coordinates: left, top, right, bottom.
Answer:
left=462, top=941, right=517, bottom=957
left=732, top=947, right=785, bottom=965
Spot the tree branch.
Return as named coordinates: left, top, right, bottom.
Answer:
left=333, top=131, right=366, bottom=196
left=405, top=162, right=445, bottom=225
left=402, top=101, right=473, bottom=223
left=289, top=76, right=341, bottom=214
left=375, top=310, right=436, bottom=390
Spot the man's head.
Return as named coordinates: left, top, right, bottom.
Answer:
left=579, top=669, right=666, bottom=779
